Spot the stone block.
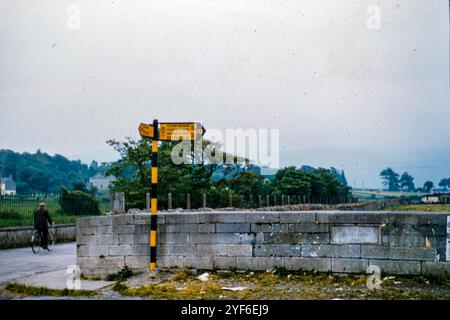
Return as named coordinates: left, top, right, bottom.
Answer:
left=196, top=244, right=228, bottom=256
left=80, top=227, right=96, bottom=236
left=158, top=244, right=196, bottom=256
left=165, top=213, right=200, bottom=224
left=284, top=257, right=331, bottom=272
left=111, top=214, right=134, bottom=226
left=191, top=233, right=254, bottom=244
left=254, top=244, right=301, bottom=257
left=165, top=223, right=215, bottom=233
left=388, top=213, right=446, bottom=225
left=331, top=258, right=369, bottom=273
left=77, top=245, right=109, bottom=257
left=216, top=223, right=251, bottom=233
left=131, top=244, right=150, bottom=256
left=226, top=244, right=253, bottom=256
left=118, top=234, right=135, bottom=245
left=302, top=245, right=360, bottom=258
left=251, top=223, right=289, bottom=233
left=421, top=262, right=450, bottom=278
left=125, top=256, right=149, bottom=269
left=158, top=233, right=190, bottom=244
left=317, top=212, right=388, bottom=224
left=213, top=257, right=236, bottom=269
left=158, top=256, right=184, bottom=269
left=361, top=246, right=437, bottom=261
left=369, top=259, right=421, bottom=275
left=236, top=257, right=284, bottom=271
left=199, top=213, right=246, bottom=223
left=77, top=256, right=124, bottom=269
left=290, top=223, right=329, bottom=233
left=245, top=212, right=280, bottom=223
left=184, top=256, right=214, bottom=269
left=257, top=232, right=329, bottom=245
left=109, top=245, right=132, bottom=256
left=279, top=212, right=316, bottom=223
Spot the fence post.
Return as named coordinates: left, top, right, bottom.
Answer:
left=287, top=195, right=290, bottom=205
left=266, top=195, right=270, bottom=207
left=202, top=193, right=206, bottom=209
left=258, top=195, right=262, bottom=208
left=249, top=194, right=253, bottom=208
left=168, top=193, right=172, bottom=211
left=186, top=193, right=190, bottom=210
left=281, top=195, right=285, bottom=206
left=229, top=193, right=233, bottom=207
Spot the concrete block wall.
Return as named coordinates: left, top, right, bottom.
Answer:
left=76, top=211, right=450, bottom=278
left=0, top=224, right=76, bottom=248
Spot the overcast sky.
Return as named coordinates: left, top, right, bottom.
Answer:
left=0, top=0, right=449, bottom=188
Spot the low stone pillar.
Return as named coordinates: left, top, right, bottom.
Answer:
left=111, top=192, right=125, bottom=214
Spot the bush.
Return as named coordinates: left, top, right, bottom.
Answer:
left=58, top=187, right=101, bottom=216
left=0, top=211, right=22, bottom=220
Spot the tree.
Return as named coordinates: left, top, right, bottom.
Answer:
left=438, top=178, right=450, bottom=190
left=380, top=167, right=400, bottom=191
left=0, top=149, right=108, bottom=195
left=423, top=181, right=434, bottom=193
left=399, top=171, right=415, bottom=192
left=58, top=187, right=101, bottom=216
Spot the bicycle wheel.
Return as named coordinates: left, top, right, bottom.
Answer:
left=31, top=230, right=41, bottom=254
left=47, top=230, right=55, bottom=251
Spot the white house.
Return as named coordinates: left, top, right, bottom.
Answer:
left=421, top=194, right=440, bottom=204
left=89, top=174, right=115, bottom=192
left=0, top=176, right=17, bottom=195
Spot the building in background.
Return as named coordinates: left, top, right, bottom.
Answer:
left=0, top=175, right=17, bottom=195
left=88, top=174, right=115, bottom=193
left=421, top=193, right=450, bottom=204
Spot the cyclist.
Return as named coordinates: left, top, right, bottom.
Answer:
left=33, top=202, right=53, bottom=250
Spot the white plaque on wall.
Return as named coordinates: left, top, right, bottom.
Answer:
left=331, top=225, right=380, bottom=244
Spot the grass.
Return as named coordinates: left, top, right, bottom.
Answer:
left=352, top=190, right=426, bottom=202
left=3, top=282, right=97, bottom=297
left=382, top=204, right=450, bottom=212
left=114, top=270, right=450, bottom=300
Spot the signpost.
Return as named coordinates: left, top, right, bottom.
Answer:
left=139, top=119, right=206, bottom=270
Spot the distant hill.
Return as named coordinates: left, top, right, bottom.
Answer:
left=0, top=149, right=108, bottom=195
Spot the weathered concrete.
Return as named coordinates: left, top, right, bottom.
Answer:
left=76, top=211, right=450, bottom=278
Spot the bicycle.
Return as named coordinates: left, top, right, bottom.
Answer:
left=31, top=225, right=55, bottom=254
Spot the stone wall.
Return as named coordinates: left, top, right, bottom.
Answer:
left=0, top=224, right=76, bottom=248
left=76, top=211, right=450, bottom=278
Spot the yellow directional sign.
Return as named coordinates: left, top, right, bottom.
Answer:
left=159, top=122, right=206, bottom=141
left=138, top=123, right=154, bottom=138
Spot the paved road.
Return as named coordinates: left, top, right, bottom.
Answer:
left=0, top=242, right=76, bottom=285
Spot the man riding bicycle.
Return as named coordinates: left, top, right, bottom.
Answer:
left=33, top=202, right=53, bottom=250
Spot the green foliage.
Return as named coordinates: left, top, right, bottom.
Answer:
left=380, top=167, right=400, bottom=191
left=106, top=266, right=134, bottom=281
left=423, top=181, right=434, bottom=193
left=0, top=149, right=109, bottom=195
left=106, top=137, right=350, bottom=209
left=58, top=187, right=101, bottom=216
left=438, top=178, right=450, bottom=189
left=399, top=171, right=415, bottom=192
